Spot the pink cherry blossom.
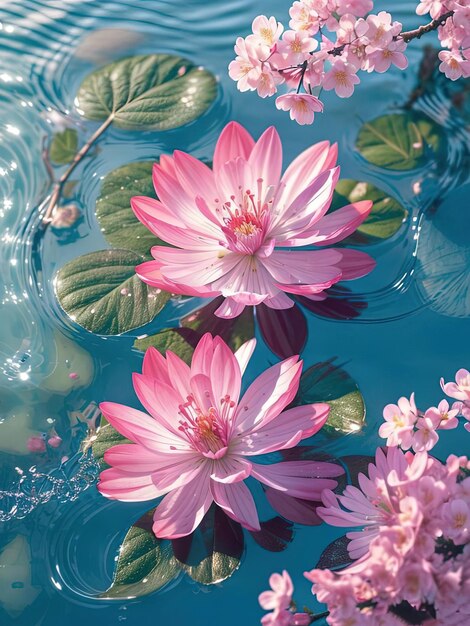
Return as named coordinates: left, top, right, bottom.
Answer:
left=259, top=570, right=293, bottom=612
left=229, top=37, right=263, bottom=92
left=365, top=11, right=401, bottom=49
left=322, top=60, right=360, bottom=97
left=441, top=368, right=470, bottom=420
left=275, top=93, right=323, bottom=124
left=277, top=29, right=317, bottom=65
left=412, top=415, right=440, bottom=452
left=366, top=38, right=408, bottom=73
left=335, top=0, right=373, bottom=17
left=416, top=0, right=447, bottom=19
left=133, top=122, right=375, bottom=319
left=289, top=1, right=319, bottom=35
left=251, top=15, right=284, bottom=50
left=438, top=50, right=470, bottom=80
left=378, top=393, right=417, bottom=449
left=98, top=334, right=343, bottom=539
left=426, top=399, right=461, bottom=430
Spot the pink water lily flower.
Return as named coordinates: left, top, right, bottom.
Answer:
left=132, top=122, right=375, bottom=319
left=98, top=334, right=343, bottom=539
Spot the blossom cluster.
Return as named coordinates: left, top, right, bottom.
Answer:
left=379, top=368, right=470, bottom=452
left=229, top=1, right=470, bottom=124
left=258, top=370, right=470, bottom=626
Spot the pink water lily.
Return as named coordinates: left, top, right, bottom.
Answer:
left=132, top=122, right=375, bottom=319
left=98, top=334, right=343, bottom=539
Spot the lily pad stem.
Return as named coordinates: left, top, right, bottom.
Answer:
left=42, top=113, right=115, bottom=225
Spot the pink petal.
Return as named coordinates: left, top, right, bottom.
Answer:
left=302, top=201, right=372, bottom=245
left=213, top=121, right=255, bottom=173
left=142, top=346, right=170, bottom=383
left=152, top=465, right=213, bottom=538
left=248, top=126, right=283, bottom=190
left=262, top=291, right=295, bottom=310
left=131, top=195, right=180, bottom=227
left=172, top=150, right=218, bottom=204
left=214, top=297, right=246, bottom=319
left=265, top=488, right=322, bottom=525
left=234, top=338, right=256, bottom=375
left=210, top=336, right=242, bottom=405
left=335, top=249, right=376, bottom=280
left=263, top=249, right=343, bottom=286
left=277, top=141, right=338, bottom=211
left=132, top=373, right=184, bottom=435
left=99, top=402, right=189, bottom=453
left=165, top=351, right=192, bottom=399
left=103, top=443, right=174, bottom=473
left=190, top=332, right=215, bottom=377
left=211, top=479, right=261, bottom=531
left=234, top=403, right=330, bottom=455
left=136, top=259, right=217, bottom=297
left=210, top=457, right=252, bottom=483
left=98, top=467, right=163, bottom=501
left=251, top=461, right=342, bottom=500
left=157, top=248, right=243, bottom=287
left=234, top=357, right=302, bottom=434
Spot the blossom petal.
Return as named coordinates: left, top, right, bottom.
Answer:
left=263, top=249, right=343, bottom=286
left=157, top=248, right=243, bottom=287
left=213, top=121, right=255, bottom=173
left=210, top=336, right=242, bottom=405
left=250, top=461, right=341, bottom=499
left=142, top=346, right=170, bottom=383
left=309, top=201, right=372, bottom=245
left=234, top=403, right=330, bottom=455
left=191, top=332, right=215, bottom=377
left=152, top=465, right=213, bottom=539
left=248, top=126, right=283, bottom=190
left=172, top=150, right=218, bottom=205
left=335, top=249, right=376, bottom=280
left=214, top=297, right=246, bottom=319
left=210, top=457, right=252, bottom=483
left=234, top=356, right=302, bottom=434
left=98, top=468, right=163, bottom=501
left=234, top=338, right=256, bottom=375
left=136, top=259, right=217, bottom=297
left=211, top=480, right=261, bottom=531
left=99, top=402, right=189, bottom=453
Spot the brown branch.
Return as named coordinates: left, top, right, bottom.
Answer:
left=400, top=10, right=454, bottom=43
left=327, top=10, right=454, bottom=57
left=42, top=113, right=115, bottom=225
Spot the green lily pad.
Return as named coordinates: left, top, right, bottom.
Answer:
left=331, top=179, right=407, bottom=243
left=76, top=54, right=217, bottom=130
left=133, top=327, right=199, bottom=364
left=356, top=113, right=443, bottom=170
left=55, top=249, right=170, bottom=335
left=101, top=509, right=181, bottom=599
left=294, top=359, right=366, bottom=434
left=49, top=129, right=78, bottom=165
left=172, top=505, right=244, bottom=584
left=95, top=161, right=162, bottom=257
left=102, top=505, right=244, bottom=598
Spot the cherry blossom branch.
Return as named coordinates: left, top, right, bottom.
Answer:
left=400, top=10, right=454, bottom=43
left=42, top=113, right=115, bottom=225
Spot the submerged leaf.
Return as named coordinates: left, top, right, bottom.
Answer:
left=95, top=162, right=162, bottom=257
left=49, top=128, right=78, bottom=165
left=294, top=360, right=366, bottom=434
left=356, top=113, right=444, bottom=170
left=101, top=509, right=181, bottom=599
left=316, top=535, right=352, bottom=570
left=331, top=179, right=407, bottom=243
left=76, top=54, right=217, bottom=130
left=172, top=505, right=244, bottom=584
left=249, top=516, right=294, bottom=551
left=133, top=327, right=200, bottom=364
left=256, top=303, right=307, bottom=358
left=56, top=249, right=170, bottom=335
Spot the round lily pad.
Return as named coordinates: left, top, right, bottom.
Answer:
left=76, top=54, right=217, bottom=130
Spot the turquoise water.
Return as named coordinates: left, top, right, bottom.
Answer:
left=0, top=0, right=469, bottom=624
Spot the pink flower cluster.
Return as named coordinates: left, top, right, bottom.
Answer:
left=379, top=368, right=470, bottom=452
left=259, top=570, right=310, bottom=626
left=308, top=447, right=470, bottom=624
left=229, top=1, right=470, bottom=124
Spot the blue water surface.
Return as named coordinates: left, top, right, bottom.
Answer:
left=0, top=0, right=469, bottom=625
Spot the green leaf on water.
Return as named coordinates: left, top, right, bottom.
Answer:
left=294, top=359, right=366, bottom=434
left=95, top=161, right=163, bottom=257
left=133, top=327, right=199, bottom=364
left=49, top=129, right=78, bottom=165
left=55, top=248, right=170, bottom=335
left=76, top=54, right=217, bottom=130
left=356, top=113, right=444, bottom=170
left=331, top=179, right=407, bottom=244
left=101, top=509, right=181, bottom=599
